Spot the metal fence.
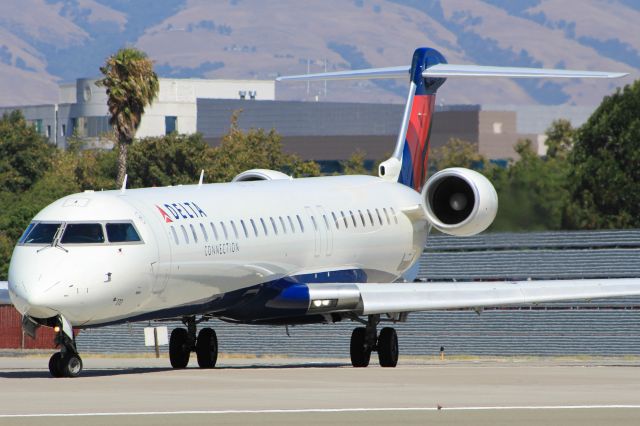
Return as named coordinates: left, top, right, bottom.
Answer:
left=74, top=229, right=640, bottom=356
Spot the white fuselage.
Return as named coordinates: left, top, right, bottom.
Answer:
left=8, top=175, right=428, bottom=327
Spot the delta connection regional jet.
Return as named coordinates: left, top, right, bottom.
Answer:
left=7, top=47, right=638, bottom=377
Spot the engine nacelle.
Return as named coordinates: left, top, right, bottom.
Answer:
left=232, top=169, right=292, bottom=182
left=421, top=167, right=498, bottom=236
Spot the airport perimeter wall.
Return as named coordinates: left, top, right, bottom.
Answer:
left=3, top=230, right=640, bottom=356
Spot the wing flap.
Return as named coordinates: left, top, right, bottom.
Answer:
left=347, top=278, right=640, bottom=315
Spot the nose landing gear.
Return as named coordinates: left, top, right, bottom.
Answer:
left=349, top=315, right=399, bottom=368
left=169, top=316, right=219, bottom=369
left=48, top=315, right=83, bottom=378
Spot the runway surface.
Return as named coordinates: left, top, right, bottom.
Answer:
left=1, top=355, right=639, bottom=425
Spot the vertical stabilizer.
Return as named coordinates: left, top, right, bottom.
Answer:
left=396, top=48, right=447, bottom=192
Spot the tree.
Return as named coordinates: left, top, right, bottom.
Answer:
left=97, top=47, right=159, bottom=187
left=341, top=149, right=369, bottom=175
left=544, top=119, right=574, bottom=159
left=206, top=111, right=320, bottom=182
left=431, top=138, right=487, bottom=170
left=565, top=80, right=640, bottom=229
left=0, top=110, right=55, bottom=192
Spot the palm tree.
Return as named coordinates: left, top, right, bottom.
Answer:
left=97, top=48, right=159, bottom=186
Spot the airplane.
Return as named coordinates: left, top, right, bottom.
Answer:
left=7, top=47, right=638, bottom=378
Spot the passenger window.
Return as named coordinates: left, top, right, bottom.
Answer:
left=270, top=217, right=278, bottom=235
left=358, top=210, right=366, bottom=227
left=106, top=223, right=141, bottom=242
left=22, top=223, right=60, bottom=244
left=240, top=220, right=249, bottom=238
left=61, top=223, right=104, bottom=244
left=230, top=221, right=239, bottom=239
left=322, top=215, right=330, bottom=230
left=390, top=207, right=399, bottom=224
left=296, top=215, right=305, bottom=232
left=383, top=208, right=391, bottom=225
left=331, top=212, right=340, bottom=230
left=210, top=222, right=219, bottom=240
left=287, top=216, right=295, bottom=233
left=170, top=226, right=179, bottom=245
left=190, top=224, right=198, bottom=243
left=220, top=222, right=228, bottom=239
left=349, top=210, right=357, bottom=228
left=340, top=211, right=348, bottom=228
left=181, top=225, right=189, bottom=244
left=311, top=216, right=318, bottom=231
left=366, top=209, right=375, bottom=226
left=375, top=208, right=383, bottom=225
left=260, top=218, right=269, bottom=236
left=250, top=219, right=258, bottom=237
left=200, top=223, right=208, bottom=242
left=279, top=216, right=287, bottom=234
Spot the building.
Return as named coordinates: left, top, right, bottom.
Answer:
left=0, top=78, right=275, bottom=149
left=0, top=77, right=595, bottom=162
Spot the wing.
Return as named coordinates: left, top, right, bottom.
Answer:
left=306, top=278, right=640, bottom=315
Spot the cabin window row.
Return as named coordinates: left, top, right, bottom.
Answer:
left=169, top=207, right=399, bottom=246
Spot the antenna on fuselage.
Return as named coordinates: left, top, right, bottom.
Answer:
left=198, top=170, right=204, bottom=187
left=120, top=174, right=128, bottom=194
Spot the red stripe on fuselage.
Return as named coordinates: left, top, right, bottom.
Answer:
left=405, top=94, right=436, bottom=192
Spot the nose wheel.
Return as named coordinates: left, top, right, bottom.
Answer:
left=48, top=316, right=83, bottom=378
left=349, top=316, right=399, bottom=368
left=169, top=317, right=219, bottom=369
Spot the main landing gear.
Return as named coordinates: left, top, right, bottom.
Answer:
left=48, top=318, right=83, bottom=378
left=169, top=316, right=218, bottom=369
left=350, top=315, right=399, bottom=368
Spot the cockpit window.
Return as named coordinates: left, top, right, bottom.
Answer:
left=22, top=223, right=60, bottom=244
left=18, top=223, right=36, bottom=244
left=61, top=223, right=105, bottom=244
left=106, top=223, right=141, bottom=242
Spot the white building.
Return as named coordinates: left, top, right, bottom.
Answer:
left=0, top=78, right=275, bottom=149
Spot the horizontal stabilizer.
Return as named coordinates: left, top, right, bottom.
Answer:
left=423, top=63, right=628, bottom=79
left=277, top=64, right=627, bottom=82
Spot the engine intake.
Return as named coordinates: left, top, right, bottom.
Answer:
left=422, top=167, right=498, bottom=236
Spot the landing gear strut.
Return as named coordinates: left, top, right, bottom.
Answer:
left=48, top=317, right=83, bottom=378
left=169, top=316, right=218, bottom=369
left=349, top=315, right=399, bottom=368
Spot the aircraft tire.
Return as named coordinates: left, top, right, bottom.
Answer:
left=350, top=327, right=371, bottom=367
left=196, top=328, right=218, bottom=368
left=169, top=328, right=190, bottom=368
left=48, top=352, right=64, bottom=378
left=59, top=353, right=83, bottom=377
left=377, top=327, right=399, bottom=367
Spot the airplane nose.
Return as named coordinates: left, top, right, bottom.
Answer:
left=8, top=252, right=59, bottom=319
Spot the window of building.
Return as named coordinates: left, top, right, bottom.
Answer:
left=46, top=125, right=51, bottom=138
left=61, top=124, right=67, bottom=136
left=493, top=122, right=503, bottom=134
left=170, top=226, right=179, bottom=245
left=165, top=116, right=177, bottom=135
left=181, top=225, right=189, bottom=244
